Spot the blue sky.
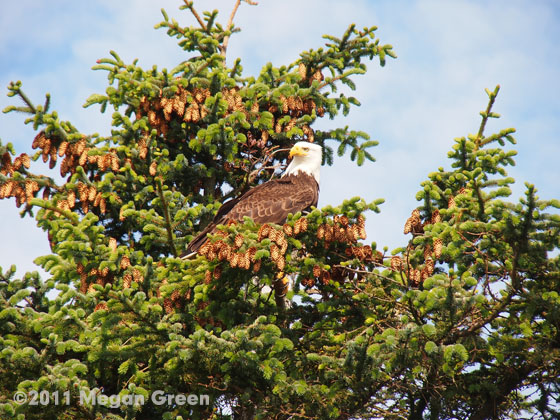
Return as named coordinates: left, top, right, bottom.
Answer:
left=1, top=0, right=559, bottom=277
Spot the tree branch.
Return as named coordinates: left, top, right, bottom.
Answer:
left=219, top=0, right=258, bottom=57
left=156, top=177, right=178, bottom=257
left=183, top=0, right=207, bottom=31
left=476, top=85, right=500, bottom=146
left=468, top=362, right=536, bottom=420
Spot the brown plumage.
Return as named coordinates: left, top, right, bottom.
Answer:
left=183, top=141, right=322, bottom=258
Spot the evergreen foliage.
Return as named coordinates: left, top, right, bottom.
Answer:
left=1, top=2, right=559, bottom=419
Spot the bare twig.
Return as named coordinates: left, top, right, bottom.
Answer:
left=220, top=0, right=258, bottom=57
left=332, top=264, right=405, bottom=288
left=13, top=85, right=37, bottom=114
left=244, top=145, right=289, bottom=185
left=249, top=162, right=285, bottom=182
left=220, top=0, right=241, bottom=57
left=183, top=0, right=207, bottom=31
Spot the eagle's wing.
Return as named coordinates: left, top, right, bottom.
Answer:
left=183, top=174, right=318, bottom=256
left=226, top=173, right=318, bottom=224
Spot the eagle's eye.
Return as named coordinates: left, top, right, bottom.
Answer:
left=303, top=147, right=309, bottom=151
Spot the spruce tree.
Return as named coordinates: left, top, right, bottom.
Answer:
left=1, top=2, right=559, bottom=420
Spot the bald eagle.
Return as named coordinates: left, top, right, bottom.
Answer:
left=183, top=141, right=322, bottom=258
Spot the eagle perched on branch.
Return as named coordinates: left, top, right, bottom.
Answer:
left=183, top=141, right=322, bottom=258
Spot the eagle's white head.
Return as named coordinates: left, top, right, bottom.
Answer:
left=283, top=141, right=322, bottom=184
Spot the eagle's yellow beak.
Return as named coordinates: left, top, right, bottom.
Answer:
left=289, top=144, right=308, bottom=158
